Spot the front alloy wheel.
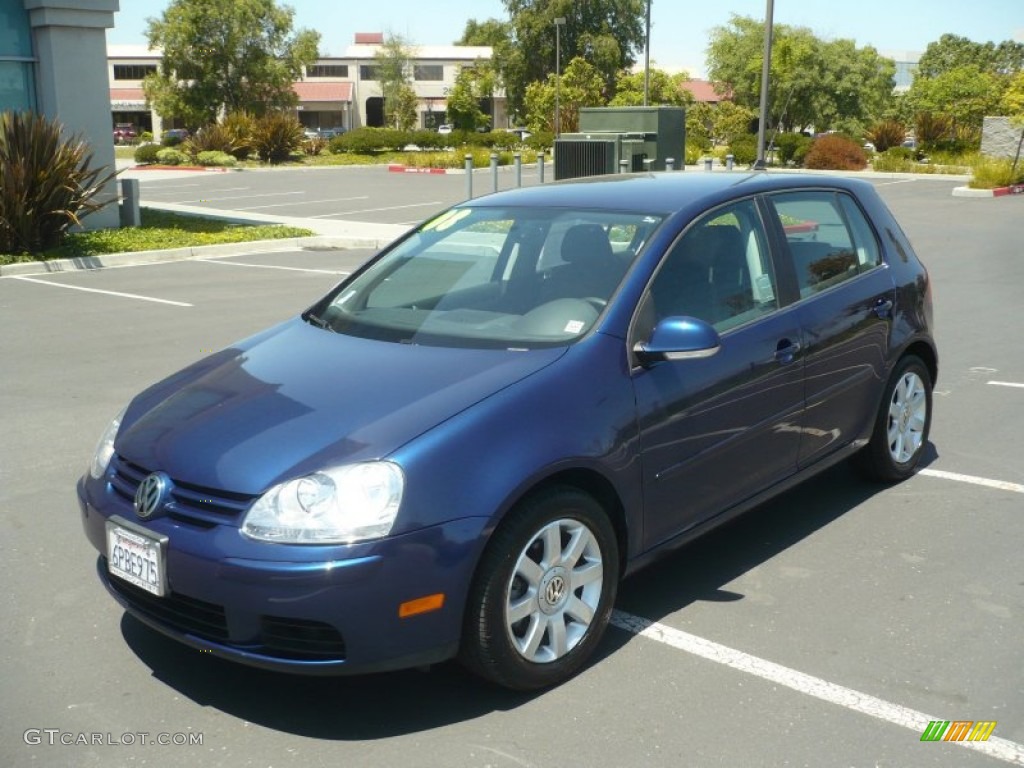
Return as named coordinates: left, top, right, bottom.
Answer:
left=505, top=517, right=605, bottom=663
left=461, top=487, right=618, bottom=690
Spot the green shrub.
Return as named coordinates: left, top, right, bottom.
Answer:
left=525, top=131, right=554, bottom=153
left=410, top=130, right=446, bottom=151
left=189, top=124, right=234, bottom=155
left=0, top=111, right=117, bottom=254
left=684, top=142, right=704, bottom=165
left=196, top=151, right=238, bottom=167
left=252, top=111, right=304, bottom=164
left=866, top=120, right=905, bottom=153
left=219, top=112, right=256, bottom=160
left=302, top=137, right=327, bottom=156
left=804, top=134, right=867, bottom=171
left=774, top=133, right=813, bottom=165
left=134, top=143, right=161, bottom=164
left=728, top=134, right=758, bottom=165
left=155, top=148, right=191, bottom=166
left=969, top=157, right=1024, bottom=189
left=138, top=131, right=154, bottom=144
left=872, top=149, right=915, bottom=173
left=331, top=127, right=400, bottom=154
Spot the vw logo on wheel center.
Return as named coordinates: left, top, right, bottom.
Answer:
left=134, top=472, right=170, bottom=519
left=539, top=566, right=569, bottom=613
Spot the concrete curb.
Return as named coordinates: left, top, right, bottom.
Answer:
left=952, top=183, right=1024, bottom=198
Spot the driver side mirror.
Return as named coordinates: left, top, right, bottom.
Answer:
left=633, top=316, right=721, bottom=366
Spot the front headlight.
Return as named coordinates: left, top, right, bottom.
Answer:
left=89, top=407, right=126, bottom=480
left=241, top=462, right=405, bottom=544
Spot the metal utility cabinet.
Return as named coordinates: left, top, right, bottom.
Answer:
left=554, top=106, right=685, bottom=180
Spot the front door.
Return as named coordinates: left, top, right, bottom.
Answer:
left=631, top=199, right=805, bottom=550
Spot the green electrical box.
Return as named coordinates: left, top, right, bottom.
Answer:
left=554, top=106, right=685, bottom=180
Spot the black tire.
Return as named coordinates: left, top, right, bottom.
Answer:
left=856, top=354, right=932, bottom=482
left=460, top=486, right=619, bottom=691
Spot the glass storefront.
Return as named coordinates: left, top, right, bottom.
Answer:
left=0, top=0, right=36, bottom=112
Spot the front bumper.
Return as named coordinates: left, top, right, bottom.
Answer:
left=79, top=476, right=488, bottom=675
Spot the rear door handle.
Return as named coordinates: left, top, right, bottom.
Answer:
left=774, top=339, right=802, bottom=365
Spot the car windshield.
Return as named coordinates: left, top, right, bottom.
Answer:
left=309, top=206, right=664, bottom=349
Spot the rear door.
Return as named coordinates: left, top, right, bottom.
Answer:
left=764, top=190, right=896, bottom=467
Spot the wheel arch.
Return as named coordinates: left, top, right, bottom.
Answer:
left=902, top=339, right=937, bottom=386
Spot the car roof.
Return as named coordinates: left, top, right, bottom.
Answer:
left=464, top=172, right=874, bottom=215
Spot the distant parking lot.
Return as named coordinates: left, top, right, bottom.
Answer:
left=2, top=176, right=1022, bottom=767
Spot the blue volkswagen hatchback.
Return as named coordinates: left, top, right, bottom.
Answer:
left=79, top=172, right=936, bottom=690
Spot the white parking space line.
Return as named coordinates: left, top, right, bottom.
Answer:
left=918, top=468, right=1024, bottom=494
left=989, top=381, right=1024, bottom=389
left=185, top=191, right=305, bottom=203
left=310, top=201, right=443, bottom=219
left=231, top=195, right=369, bottom=212
left=611, top=611, right=1024, bottom=765
left=10, top=276, right=192, bottom=307
left=197, top=259, right=348, bottom=275
left=874, top=179, right=918, bottom=186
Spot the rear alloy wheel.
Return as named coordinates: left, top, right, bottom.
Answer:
left=857, top=355, right=932, bottom=482
left=461, top=487, right=618, bottom=690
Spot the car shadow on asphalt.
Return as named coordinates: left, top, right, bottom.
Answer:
left=119, top=446, right=937, bottom=738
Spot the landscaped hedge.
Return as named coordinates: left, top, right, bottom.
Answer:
left=804, top=134, right=867, bottom=171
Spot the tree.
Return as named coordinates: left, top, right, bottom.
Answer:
left=447, top=64, right=497, bottom=131
left=1003, top=72, right=1024, bottom=119
left=143, top=0, right=319, bottom=128
left=916, top=34, right=1024, bottom=79
left=906, top=65, right=1005, bottom=133
left=375, top=34, right=418, bottom=130
left=610, top=69, right=693, bottom=107
left=496, top=0, right=646, bottom=118
left=457, top=18, right=513, bottom=48
left=523, top=56, right=604, bottom=134
left=706, top=15, right=894, bottom=134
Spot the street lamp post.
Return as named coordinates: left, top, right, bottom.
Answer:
left=554, top=16, right=566, bottom=137
left=754, top=0, right=775, bottom=169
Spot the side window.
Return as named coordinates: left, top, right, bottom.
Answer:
left=646, top=199, right=778, bottom=334
left=770, top=191, right=881, bottom=298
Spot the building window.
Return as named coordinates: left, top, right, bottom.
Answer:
left=0, top=0, right=36, bottom=112
left=414, top=64, right=444, bottom=81
left=359, top=65, right=379, bottom=81
left=113, top=64, right=158, bottom=81
left=306, top=64, right=349, bottom=78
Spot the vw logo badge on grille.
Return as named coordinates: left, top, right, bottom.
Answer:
left=134, top=472, right=170, bottom=519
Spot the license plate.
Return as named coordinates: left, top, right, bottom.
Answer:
left=106, top=518, right=167, bottom=597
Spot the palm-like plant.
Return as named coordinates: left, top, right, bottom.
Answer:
left=0, top=111, right=117, bottom=254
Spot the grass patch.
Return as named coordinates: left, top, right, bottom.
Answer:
left=969, top=157, right=1024, bottom=189
left=0, top=208, right=314, bottom=265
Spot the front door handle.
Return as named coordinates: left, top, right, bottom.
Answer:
left=774, top=339, right=802, bottom=365
left=874, top=298, right=894, bottom=318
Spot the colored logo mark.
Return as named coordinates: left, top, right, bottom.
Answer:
left=920, top=720, right=997, bottom=742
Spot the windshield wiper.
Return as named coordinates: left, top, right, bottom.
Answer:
left=303, top=309, right=334, bottom=332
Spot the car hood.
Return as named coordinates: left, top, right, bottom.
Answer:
left=117, top=318, right=565, bottom=494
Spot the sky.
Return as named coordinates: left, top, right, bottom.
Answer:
left=107, top=1, right=1024, bottom=78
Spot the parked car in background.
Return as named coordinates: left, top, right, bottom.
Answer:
left=113, top=123, right=137, bottom=144
left=437, top=124, right=453, bottom=135
left=161, top=128, right=190, bottom=145
left=303, top=128, right=322, bottom=140
left=319, top=127, right=347, bottom=139
left=79, top=172, right=936, bottom=691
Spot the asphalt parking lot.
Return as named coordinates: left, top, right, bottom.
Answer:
left=1, top=173, right=1022, bottom=767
